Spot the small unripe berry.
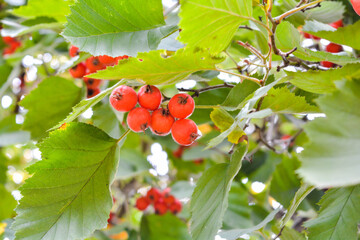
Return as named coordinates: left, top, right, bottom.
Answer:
left=146, top=188, right=161, bottom=203
left=110, top=85, right=137, bottom=112
left=150, top=108, right=175, bottom=136
left=154, top=200, right=168, bottom=215
left=138, top=85, right=162, bottom=110
left=69, top=45, right=79, bottom=57
left=127, top=107, right=151, bottom=132
left=320, top=61, right=335, bottom=68
left=87, top=88, right=100, bottom=98
left=136, top=197, right=150, bottom=211
left=86, top=56, right=105, bottom=73
left=171, top=119, right=199, bottom=146
left=169, top=200, right=182, bottom=214
left=83, top=77, right=102, bottom=88
left=69, top=63, right=86, bottom=78
left=168, top=93, right=195, bottom=119
left=325, top=43, right=343, bottom=53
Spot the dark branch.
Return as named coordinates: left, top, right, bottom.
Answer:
left=177, top=83, right=234, bottom=97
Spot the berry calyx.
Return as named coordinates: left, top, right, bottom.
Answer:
left=351, top=0, right=360, bottom=16
left=325, top=43, right=343, bottom=53
left=168, top=93, right=195, bottom=119
left=127, top=107, right=151, bottom=132
left=169, top=200, right=182, bottom=214
left=86, top=56, right=105, bottom=73
left=171, top=119, right=199, bottom=146
left=150, top=108, right=175, bottom=136
left=320, top=61, right=335, bottom=68
left=138, top=85, right=162, bottom=110
left=110, top=85, right=138, bottom=112
left=69, top=63, right=86, bottom=78
left=83, top=77, right=102, bottom=88
left=87, top=88, right=100, bottom=98
left=146, top=188, right=161, bottom=203
left=154, top=201, right=168, bottom=215
left=69, top=45, right=79, bottom=57
left=136, top=197, right=150, bottom=211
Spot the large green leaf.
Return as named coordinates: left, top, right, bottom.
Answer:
left=178, top=0, right=253, bottom=54
left=298, top=80, right=360, bottom=187
left=11, top=0, right=73, bottom=22
left=12, top=123, right=119, bottom=240
left=190, top=143, right=248, bottom=240
left=305, top=186, right=360, bottom=240
left=0, top=185, right=17, bottom=222
left=20, top=77, right=82, bottom=139
left=62, top=0, right=176, bottom=57
left=260, top=87, right=318, bottom=113
left=116, top=149, right=151, bottom=179
left=140, top=214, right=191, bottom=240
left=303, top=20, right=360, bottom=50
left=89, top=49, right=225, bottom=85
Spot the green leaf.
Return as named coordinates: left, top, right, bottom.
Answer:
left=190, top=143, right=248, bottom=240
left=276, top=22, right=360, bottom=65
left=178, top=0, right=253, bottom=54
left=305, top=186, right=360, bottom=240
left=92, top=103, right=122, bottom=138
left=62, top=0, right=176, bottom=57
left=20, top=77, right=82, bottom=139
left=270, top=155, right=301, bottom=208
left=298, top=80, right=360, bottom=187
left=52, top=80, right=124, bottom=130
left=116, top=149, right=151, bottom=180
left=0, top=152, right=7, bottom=185
left=0, top=64, right=12, bottom=87
left=0, top=115, right=30, bottom=147
left=218, top=208, right=281, bottom=240
left=12, top=123, right=119, bottom=240
left=2, top=19, right=64, bottom=37
left=260, top=87, right=318, bottom=113
left=275, top=227, right=306, bottom=240
left=11, top=0, right=73, bottom=22
left=89, top=49, right=225, bottom=85
left=140, top=213, right=191, bottom=240
left=0, top=185, right=17, bottom=222
left=303, top=20, right=360, bottom=50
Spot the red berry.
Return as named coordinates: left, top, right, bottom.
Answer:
left=163, top=195, right=175, bottom=206
left=320, top=61, right=335, bottom=68
left=85, top=56, right=105, bottom=73
left=87, top=88, right=100, bottom=98
left=3, top=36, right=15, bottom=44
left=69, top=45, right=79, bottom=57
left=110, top=85, right=138, bottom=112
left=168, top=93, right=195, bottom=119
left=303, top=32, right=312, bottom=39
left=136, top=197, right=150, bottom=211
left=329, top=20, right=343, bottom=29
left=138, top=85, right=162, bottom=110
left=98, top=55, right=117, bottom=65
left=325, top=43, right=343, bottom=53
left=311, top=35, right=321, bottom=40
left=146, top=188, right=161, bottom=203
left=351, top=0, right=360, bottom=16
left=169, top=200, right=182, bottom=214
left=150, top=108, right=175, bottom=136
left=154, top=201, right=168, bottom=215
left=83, top=77, right=102, bottom=88
left=3, top=46, right=15, bottom=55
left=127, top=107, right=151, bottom=132
left=69, top=63, right=86, bottom=78
left=171, top=119, right=199, bottom=146
left=193, top=159, right=204, bottom=165
left=107, top=212, right=116, bottom=225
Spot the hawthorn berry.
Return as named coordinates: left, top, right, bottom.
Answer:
left=110, top=85, right=137, bottom=112
left=351, top=0, right=360, bottom=16
left=69, top=45, right=79, bottom=57
left=87, top=88, right=100, bottom=98
left=98, top=55, right=117, bottom=65
left=163, top=194, right=175, bottom=206
left=127, top=107, right=151, bottom=132
left=138, top=85, right=162, bottom=110
left=69, top=63, right=86, bottom=78
left=83, top=77, right=102, bottom=88
left=171, top=119, right=199, bottom=146
left=325, top=43, right=343, bottom=53
left=169, top=199, right=182, bottom=214
left=150, top=108, right=175, bottom=136
left=136, top=197, right=150, bottom=211
left=3, top=36, right=15, bottom=44
left=86, top=56, right=105, bottom=73
left=146, top=188, right=161, bottom=203
left=154, top=200, right=168, bottom=215
left=168, top=93, right=195, bottom=119
left=330, top=20, right=343, bottom=29
left=320, top=61, right=335, bottom=68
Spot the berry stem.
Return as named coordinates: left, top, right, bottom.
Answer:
left=216, top=69, right=262, bottom=84
left=177, top=83, right=234, bottom=97
left=117, top=129, right=131, bottom=144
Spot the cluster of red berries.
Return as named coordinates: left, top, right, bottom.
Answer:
left=68, top=45, right=129, bottom=98
left=2, top=36, right=21, bottom=56
left=136, top=188, right=182, bottom=215
left=110, top=84, right=200, bottom=146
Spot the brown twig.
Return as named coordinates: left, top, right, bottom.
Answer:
left=177, top=83, right=234, bottom=97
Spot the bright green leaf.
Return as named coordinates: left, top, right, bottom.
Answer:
left=20, top=77, right=82, bottom=139
left=190, top=143, right=248, bottom=240
left=0, top=185, right=16, bottom=222
left=12, top=123, right=119, bottom=240
left=305, top=186, right=360, bottom=240
left=178, top=0, right=253, bottom=54
left=298, top=80, right=360, bottom=187
left=62, top=0, right=176, bottom=57
left=89, top=49, right=225, bottom=85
